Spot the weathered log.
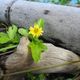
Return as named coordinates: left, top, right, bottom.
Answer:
left=0, top=37, right=78, bottom=80
left=0, top=0, right=80, bottom=55
left=3, top=37, right=80, bottom=77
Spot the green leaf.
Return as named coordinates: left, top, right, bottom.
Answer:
left=0, top=32, right=10, bottom=44
left=29, top=39, right=47, bottom=63
left=37, top=19, right=44, bottom=28
left=12, top=34, right=20, bottom=44
left=7, top=25, right=18, bottom=40
left=18, top=28, right=28, bottom=36
left=38, top=74, right=46, bottom=80
left=0, top=44, right=17, bottom=52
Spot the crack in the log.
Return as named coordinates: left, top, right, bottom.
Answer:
left=50, top=37, right=64, bottom=46
left=50, top=38, right=80, bottom=56
left=41, top=36, right=80, bottom=56
left=41, top=36, right=65, bottom=47
left=5, top=0, right=18, bottom=25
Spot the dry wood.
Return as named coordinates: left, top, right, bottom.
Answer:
left=3, top=37, right=80, bottom=80
left=5, top=37, right=80, bottom=73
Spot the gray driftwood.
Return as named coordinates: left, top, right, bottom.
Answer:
left=0, top=0, right=80, bottom=55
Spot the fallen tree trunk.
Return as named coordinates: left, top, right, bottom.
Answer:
left=2, top=37, right=80, bottom=80
left=0, top=0, right=80, bottom=55
left=5, top=37, right=80, bottom=73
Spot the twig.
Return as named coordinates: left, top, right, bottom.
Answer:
left=2, top=60, right=80, bottom=77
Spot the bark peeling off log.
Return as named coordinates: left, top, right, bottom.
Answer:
left=0, top=0, right=80, bottom=55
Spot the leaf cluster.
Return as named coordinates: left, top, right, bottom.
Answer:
left=18, top=18, right=47, bottom=63
left=29, top=39, right=47, bottom=63
left=26, top=73, right=46, bottom=80
left=28, top=19, right=47, bottom=63
left=0, top=25, right=20, bottom=52
left=0, top=19, right=47, bottom=63
left=51, top=0, right=71, bottom=5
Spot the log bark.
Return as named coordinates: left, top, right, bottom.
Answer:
left=0, top=0, right=80, bottom=55
left=4, top=37, right=80, bottom=73
left=2, top=37, right=79, bottom=80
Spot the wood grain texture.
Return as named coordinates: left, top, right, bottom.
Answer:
left=3, top=37, right=80, bottom=80
left=5, top=37, right=80, bottom=73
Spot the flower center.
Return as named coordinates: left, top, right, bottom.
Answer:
left=34, top=28, right=39, bottom=33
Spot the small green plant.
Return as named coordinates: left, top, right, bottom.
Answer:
left=0, top=25, right=20, bottom=52
left=0, top=19, right=47, bottom=63
left=77, top=0, right=80, bottom=4
left=26, top=73, right=46, bottom=80
left=50, top=0, right=71, bottom=5
left=19, top=19, right=47, bottom=63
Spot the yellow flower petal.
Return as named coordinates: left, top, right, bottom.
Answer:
left=29, top=26, right=33, bottom=31
left=29, top=24, right=44, bottom=37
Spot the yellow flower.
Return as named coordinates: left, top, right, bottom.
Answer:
left=29, top=24, right=43, bottom=37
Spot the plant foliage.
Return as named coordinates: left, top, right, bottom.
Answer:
left=0, top=19, right=47, bottom=63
